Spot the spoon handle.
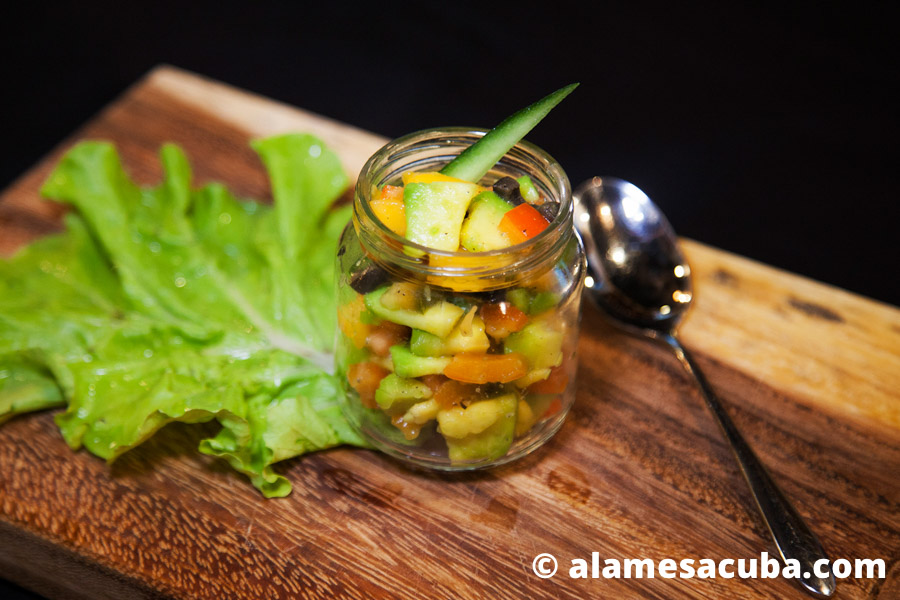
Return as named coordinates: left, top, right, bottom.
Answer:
left=661, top=332, right=836, bottom=597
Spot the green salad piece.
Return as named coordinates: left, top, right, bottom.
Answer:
left=0, top=134, right=367, bottom=497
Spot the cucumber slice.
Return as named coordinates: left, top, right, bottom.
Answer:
left=440, top=83, right=578, bottom=183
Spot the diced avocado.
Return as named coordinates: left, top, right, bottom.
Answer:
left=460, top=191, right=514, bottom=252
left=390, top=345, right=452, bottom=378
left=504, top=320, right=564, bottom=371
left=365, top=286, right=464, bottom=338
left=403, top=181, right=481, bottom=251
left=507, top=288, right=532, bottom=314
left=409, top=329, right=443, bottom=357
left=408, top=316, right=491, bottom=357
left=374, top=373, right=432, bottom=410
left=529, top=291, right=557, bottom=314
left=516, top=175, right=541, bottom=203
left=440, top=394, right=518, bottom=463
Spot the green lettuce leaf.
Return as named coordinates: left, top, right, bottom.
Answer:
left=0, top=134, right=366, bottom=497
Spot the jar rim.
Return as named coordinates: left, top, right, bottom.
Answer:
left=353, top=127, right=574, bottom=288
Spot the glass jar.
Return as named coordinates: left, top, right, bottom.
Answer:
left=335, top=127, right=585, bottom=470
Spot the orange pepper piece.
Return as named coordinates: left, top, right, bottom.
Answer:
left=337, top=295, right=372, bottom=349
left=498, top=203, right=549, bottom=245
left=371, top=185, right=406, bottom=235
left=443, top=352, right=529, bottom=384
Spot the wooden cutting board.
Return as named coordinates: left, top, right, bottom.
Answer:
left=1, top=65, right=898, bottom=600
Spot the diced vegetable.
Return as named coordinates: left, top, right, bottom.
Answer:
left=528, top=290, right=558, bottom=315
left=443, top=352, right=529, bottom=384
left=348, top=362, right=391, bottom=409
left=441, top=394, right=518, bottom=463
left=338, top=295, right=372, bottom=349
left=492, top=176, right=525, bottom=206
left=379, top=281, right=421, bottom=311
left=513, top=368, right=552, bottom=389
left=433, top=379, right=483, bottom=410
left=516, top=175, right=541, bottom=204
left=420, top=373, right=449, bottom=394
left=409, top=313, right=491, bottom=357
left=526, top=394, right=559, bottom=420
left=528, top=363, right=568, bottom=394
left=390, top=345, right=452, bottom=378
left=365, top=286, right=465, bottom=338
left=402, top=398, right=441, bottom=424
left=371, top=185, right=406, bottom=235
left=403, top=180, right=481, bottom=251
left=498, top=203, right=549, bottom=245
left=366, top=321, right=410, bottom=357
left=459, top=191, right=514, bottom=252
left=506, top=287, right=558, bottom=315
left=536, top=201, right=560, bottom=222
left=437, top=395, right=515, bottom=438
left=349, top=260, right=391, bottom=295
left=543, top=397, right=563, bottom=418
left=504, top=320, right=564, bottom=371
left=481, top=302, right=528, bottom=339
left=375, top=373, right=432, bottom=410
left=515, top=398, right=537, bottom=437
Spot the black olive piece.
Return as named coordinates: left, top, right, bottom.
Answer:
left=481, top=382, right=506, bottom=397
left=467, top=288, right=507, bottom=304
left=492, top=176, right=526, bottom=206
left=536, top=201, right=560, bottom=222
left=348, top=261, right=391, bottom=294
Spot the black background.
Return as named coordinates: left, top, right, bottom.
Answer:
left=0, top=2, right=897, bottom=598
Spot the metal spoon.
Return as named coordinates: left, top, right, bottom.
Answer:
left=573, top=176, right=835, bottom=597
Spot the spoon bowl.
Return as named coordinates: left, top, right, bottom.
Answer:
left=574, top=176, right=691, bottom=332
left=574, top=176, right=836, bottom=597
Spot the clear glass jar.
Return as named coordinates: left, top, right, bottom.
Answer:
left=335, top=128, right=585, bottom=470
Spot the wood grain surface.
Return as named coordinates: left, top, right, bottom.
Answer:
left=1, top=65, right=898, bottom=600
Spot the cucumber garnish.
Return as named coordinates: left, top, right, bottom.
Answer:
left=440, top=83, right=578, bottom=183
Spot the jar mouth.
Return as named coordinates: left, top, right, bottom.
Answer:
left=354, top=127, right=574, bottom=290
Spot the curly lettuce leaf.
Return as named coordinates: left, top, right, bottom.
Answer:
left=0, top=134, right=365, bottom=497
